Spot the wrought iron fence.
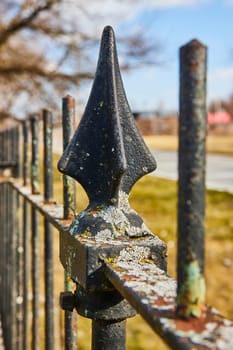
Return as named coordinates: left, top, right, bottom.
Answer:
left=0, top=26, right=233, bottom=350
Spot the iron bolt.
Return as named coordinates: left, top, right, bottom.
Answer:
left=60, top=291, right=76, bottom=312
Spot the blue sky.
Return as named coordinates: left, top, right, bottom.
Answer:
left=108, top=0, right=233, bottom=113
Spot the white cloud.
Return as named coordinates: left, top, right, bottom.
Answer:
left=138, top=0, right=207, bottom=8
left=208, top=67, right=233, bottom=102
left=63, top=0, right=209, bottom=35
left=210, top=67, right=233, bottom=81
left=81, top=0, right=207, bottom=14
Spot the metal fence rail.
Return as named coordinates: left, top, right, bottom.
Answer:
left=0, top=26, right=233, bottom=350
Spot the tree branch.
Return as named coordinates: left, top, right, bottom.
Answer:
left=0, top=65, right=93, bottom=82
left=0, top=1, right=56, bottom=46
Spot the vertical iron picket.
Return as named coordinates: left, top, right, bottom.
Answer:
left=43, top=109, right=54, bottom=350
left=22, top=120, right=30, bottom=350
left=4, top=182, right=9, bottom=348
left=30, top=115, right=40, bottom=350
left=12, top=126, right=20, bottom=178
left=0, top=131, right=3, bottom=162
left=9, top=182, right=17, bottom=349
left=62, top=95, right=77, bottom=350
left=177, top=40, right=207, bottom=318
left=16, top=192, right=23, bottom=350
left=23, top=120, right=29, bottom=186
left=0, top=183, right=6, bottom=345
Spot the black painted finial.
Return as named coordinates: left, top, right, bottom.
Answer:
left=58, top=26, right=157, bottom=238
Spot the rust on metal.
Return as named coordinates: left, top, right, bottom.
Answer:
left=57, top=26, right=161, bottom=350
left=177, top=38, right=207, bottom=318
left=57, top=25, right=166, bottom=302
left=104, top=253, right=233, bottom=350
left=9, top=180, right=71, bottom=232
left=66, top=94, right=75, bottom=110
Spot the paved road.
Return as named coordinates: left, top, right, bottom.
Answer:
left=151, top=150, right=233, bottom=194
left=53, top=128, right=233, bottom=193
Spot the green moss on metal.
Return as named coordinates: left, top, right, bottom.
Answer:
left=177, top=259, right=206, bottom=318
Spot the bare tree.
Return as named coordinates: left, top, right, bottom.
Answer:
left=0, top=0, right=159, bottom=118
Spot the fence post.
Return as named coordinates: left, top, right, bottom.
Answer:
left=58, top=26, right=161, bottom=350
left=30, top=115, right=40, bottom=350
left=12, top=125, right=20, bottom=178
left=22, top=120, right=30, bottom=350
left=61, top=95, right=77, bottom=350
left=43, top=109, right=54, bottom=350
left=177, top=39, right=207, bottom=318
left=23, top=120, right=30, bottom=186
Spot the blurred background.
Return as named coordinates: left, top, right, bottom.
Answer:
left=0, top=0, right=232, bottom=125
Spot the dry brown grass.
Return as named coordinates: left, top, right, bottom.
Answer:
left=144, top=134, right=233, bottom=156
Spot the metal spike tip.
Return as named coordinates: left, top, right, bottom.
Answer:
left=58, top=26, right=156, bottom=209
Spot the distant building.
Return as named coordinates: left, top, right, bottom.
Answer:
left=134, top=112, right=178, bottom=135
left=208, top=110, right=231, bottom=125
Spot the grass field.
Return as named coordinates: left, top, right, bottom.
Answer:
left=51, top=149, right=233, bottom=349
left=144, top=134, right=233, bottom=156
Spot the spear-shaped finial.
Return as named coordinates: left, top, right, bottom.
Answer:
left=58, top=26, right=157, bottom=237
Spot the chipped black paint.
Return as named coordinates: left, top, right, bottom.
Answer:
left=57, top=26, right=162, bottom=350
left=177, top=39, right=207, bottom=318
left=58, top=26, right=156, bottom=208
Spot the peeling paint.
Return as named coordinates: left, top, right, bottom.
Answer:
left=105, top=255, right=233, bottom=350
left=68, top=190, right=152, bottom=239
left=177, top=260, right=206, bottom=318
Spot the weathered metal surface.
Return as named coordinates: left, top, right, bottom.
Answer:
left=57, top=25, right=161, bottom=350
left=58, top=26, right=156, bottom=239
left=92, top=319, right=126, bottom=350
left=10, top=180, right=70, bottom=232
left=61, top=95, right=78, bottom=350
left=22, top=120, right=30, bottom=350
left=43, top=109, right=54, bottom=350
left=74, top=284, right=136, bottom=321
left=0, top=124, right=20, bottom=176
left=43, top=109, right=53, bottom=202
left=60, top=231, right=166, bottom=291
left=0, top=132, right=3, bottom=162
left=30, top=115, right=40, bottom=350
left=61, top=95, right=76, bottom=219
left=22, top=120, right=29, bottom=186
left=16, top=192, right=24, bottom=350
left=31, top=204, right=40, bottom=350
left=0, top=182, right=17, bottom=349
left=60, top=292, right=76, bottom=312
left=10, top=185, right=17, bottom=349
left=22, top=198, right=29, bottom=350
left=30, top=115, right=40, bottom=194
left=57, top=25, right=166, bottom=287
left=12, top=126, right=20, bottom=178
left=178, top=39, right=207, bottom=318
left=104, top=252, right=233, bottom=350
